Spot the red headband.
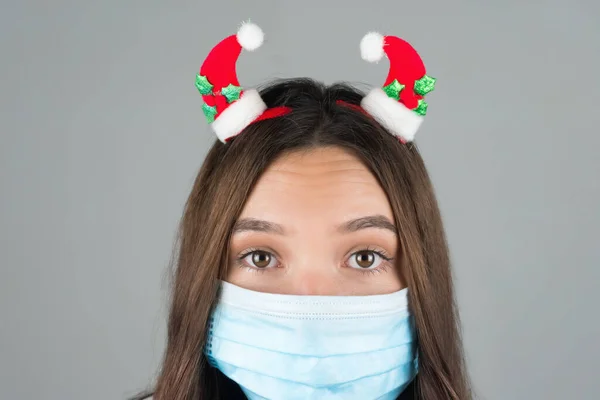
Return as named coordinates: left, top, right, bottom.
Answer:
left=196, top=22, right=435, bottom=143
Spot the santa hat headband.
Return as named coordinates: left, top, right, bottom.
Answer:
left=195, top=22, right=291, bottom=143
left=196, top=23, right=435, bottom=143
left=359, top=32, right=436, bottom=143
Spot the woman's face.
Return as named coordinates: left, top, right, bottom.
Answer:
left=227, top=146, right=404, bottom=295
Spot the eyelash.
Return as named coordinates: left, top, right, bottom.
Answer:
left=235, top=246, right=394, bottom=275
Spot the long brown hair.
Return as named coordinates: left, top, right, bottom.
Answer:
left=141, top=78, right=471, bottom=399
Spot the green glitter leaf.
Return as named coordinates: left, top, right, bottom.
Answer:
left=221, top=84, right=242, bottom=103
left=414, top=75, right=436, bottom=96
left=414, top=99, right=428, bottom=116
left=382, top=79, right=405, bottom=100
left=195, top=74, right=214, bottom=95
left=202, top=103, right=217, bottom=123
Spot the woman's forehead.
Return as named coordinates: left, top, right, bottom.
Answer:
left=238, top=147, right=394, bottom=227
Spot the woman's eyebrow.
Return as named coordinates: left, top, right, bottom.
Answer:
left=232, top=218, right=286, bottom=235
left=232, top=215, right=397, bottom=235
left=337, top=215, right=397, bottom=234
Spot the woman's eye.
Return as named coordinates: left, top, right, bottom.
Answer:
left=347, top=250, right=386, bottom=270
left=243, top=250, right=277, bottom=269
left=239, top=249, right=391, bottom=272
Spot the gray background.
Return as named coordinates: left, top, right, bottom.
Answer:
left=1, top=1, right=598, bottom=399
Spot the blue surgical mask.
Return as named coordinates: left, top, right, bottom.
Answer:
left=205, top=281, right=418, bottom=400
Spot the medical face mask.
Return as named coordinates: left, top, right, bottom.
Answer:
left=205, top=281, right=418, bottom=400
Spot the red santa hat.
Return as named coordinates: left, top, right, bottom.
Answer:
left=195, top=22, right=290, bottom=143
left=360, top=32, right=436, bottom=142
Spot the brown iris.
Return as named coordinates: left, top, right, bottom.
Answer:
left=354, top=251, right=375, bottom=268
left=252, top=251, right=271, bottom=268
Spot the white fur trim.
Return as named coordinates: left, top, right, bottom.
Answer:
left=361, top=32, right=385, bottom=62
left=237, top=22, right=264, bottom=51
left=211, top=89, right=267, bottom=142
left=361, top=88, right=424, bottom=142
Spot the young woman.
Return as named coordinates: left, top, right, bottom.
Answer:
left=135, top=22, right=471, bottom=400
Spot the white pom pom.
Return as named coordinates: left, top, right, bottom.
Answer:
left=237, top=22, right=264, bottom=51
left=360, top=32, right=385, bottom=62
